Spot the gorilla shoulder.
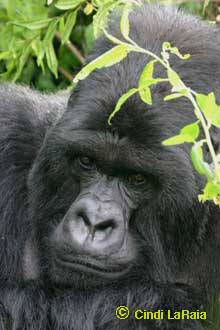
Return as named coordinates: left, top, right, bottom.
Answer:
left=0, top=84, right=68, bottom=130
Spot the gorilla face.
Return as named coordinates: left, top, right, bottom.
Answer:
left=28, top=123, right=164, bottom=287
left=28, top=81, right=199, bottom=289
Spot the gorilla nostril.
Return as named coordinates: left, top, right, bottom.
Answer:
left=77, top=210, right=90, bottom=227
left=92, top=220, right=116, bottom=241
left=95, top=219, right=116, bottom=232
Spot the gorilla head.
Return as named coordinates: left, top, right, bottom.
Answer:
left=27, top=5, right=220, bottom=291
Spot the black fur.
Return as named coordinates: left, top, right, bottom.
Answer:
left=0, top=5, right=220, bottom=330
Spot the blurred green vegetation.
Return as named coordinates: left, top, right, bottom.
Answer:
left=0, top=0, right=219, bottom=91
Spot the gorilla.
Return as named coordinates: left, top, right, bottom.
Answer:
left=0, top=4, right=220, bottom=330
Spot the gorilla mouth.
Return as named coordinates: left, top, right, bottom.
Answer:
left=55, top=255, right=129, bottom=278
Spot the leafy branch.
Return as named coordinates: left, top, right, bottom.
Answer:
left=73, top=3, right=220, bottom=205
left=0, top=0, right=142, bottom=83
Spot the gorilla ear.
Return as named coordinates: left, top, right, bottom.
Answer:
left=23, top=238, right=40, bottom=280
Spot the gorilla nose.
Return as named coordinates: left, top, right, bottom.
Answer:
left=75, top=210, right=116, bottom=241
left=62, top=197, right=125, bottom=254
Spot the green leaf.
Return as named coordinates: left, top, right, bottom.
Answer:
left=162, top=134, right=192, bottom=146
left=11, top=18, right=53, bottom=30
left=108, top=88, right=138, bottom=125
left=120, top=5, right=131, bottom=40
left=190, top=143, right=213, bottom=180
left=183, top=53, right=190, bottom=60
left=45, top=42, right=58, bottom=78
left=92, top=0, right=102, bottom=6
left=196, top=92, right=220, bottom=127
left=196, top=93, right=206, bottom=108
left=139, top=86, right=152, bottom=105
left=84, top=24, right=94, bottom=53
left=170, top=46, right=190, bottom=60
left=12, top=44, right=32, bottom=81
left=6, top=0, right=48, bottom=21
left=180, top=122, right=200, bottom=141
left=162, top=42, right=190, bottom=60
left=92, top=1, right=120, bottom=37
left=103, top=28, right=124, bottom=45
left=32, top=38, right=45, bottom=71
left=55, top=0, right=84, bottom=10
left=61, top=10, right=77, bottom=44
left=164, top=93, right=184, bottom=101
left=138, top=60, right=161, bottom=105
left=167, top=69, right=183, bottom=91
left=138, top=60, right=156, bottom=88
left=43, top=19, right=58, bottom=45
left=162, top=41, right=171, bottom=50
left=74, top=44, right=132, bottom=83
left=59, top=17, right=65, bottom=37
left=205, top=181, right=220, bottom=196
left=92, top=6, right=109, bottom=38
left=199, top=181, right=220, bottom=205
left=0, top=51, right=11, bottom=60
left=163, top=122, right=200, bottom=146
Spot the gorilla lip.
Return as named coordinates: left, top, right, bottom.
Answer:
left=55, top=254, right=130, bottom=278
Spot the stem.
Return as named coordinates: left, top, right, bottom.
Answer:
left=125, top=37, right=167, bottom=68
left=102, top=29, right=166, bottom=68
left=66, top=41, right=85, bottom=65
left=58, top=67, right=74, bottom=82
left=55, top=31, right=85, bottom=65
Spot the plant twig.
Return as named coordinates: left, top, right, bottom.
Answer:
left=58, top=67, right=74, bottom=82
left=55, top=31, right=85, bottom=65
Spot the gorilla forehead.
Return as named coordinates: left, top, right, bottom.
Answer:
left=48, top=118, right=193, bottom=198
left=53, top=71, right=193, bottom=183
left=63, top=74, right=185, bottom=146
left=49, top=126, right=163, bottom=175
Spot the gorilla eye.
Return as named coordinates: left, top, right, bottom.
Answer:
left=79, top=156, right=96, bottom=170
left=128, top=174, right=146, bottom=186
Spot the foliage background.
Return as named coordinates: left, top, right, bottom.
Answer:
left=0, top=0, right=219, bottom=92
